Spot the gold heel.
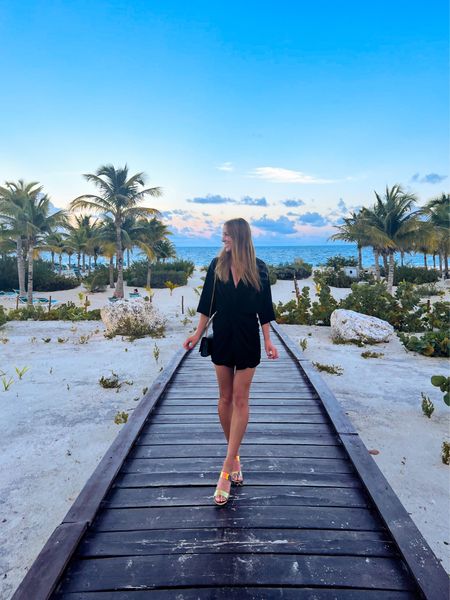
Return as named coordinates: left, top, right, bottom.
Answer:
left=214, top=470, right=231, bottom=506
left=230, top=455, right=244, bottom=486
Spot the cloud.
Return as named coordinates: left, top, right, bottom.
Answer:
left=239, top=196, right=268, bottom=206
left=251, top=215, right=297, bottom=234
left=337, top=198, right=347, bottom=212
left=297, top=212, right=329, bottom=227
left=411, top=172, right=447, bottom=184
left=282, top=199, right=305, bottom=207
left=217, top=162, right=234, bottom=172
left=187, top=194, right=235, bottom=204
left=249, top=166, right=334, bottom=184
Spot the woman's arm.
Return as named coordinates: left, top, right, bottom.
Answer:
left=183, top=313, right=209, bottom=350
left=261, top=322, right=279, bottom=359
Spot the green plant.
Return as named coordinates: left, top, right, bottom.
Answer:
left=312, top=362, right=343, bottom=375
left=187, top=307, right=196, bottom=317
left=114, top=411, right=129, bottom=424
left=421, top=392, right=435, bottom=418
left=398, top=330, right=450, bottom=357
left=15, top=366, right=29, bottom=379
left=0, top=337, right=9, bottom=343
left=78, top=335, right=90, bottom=344
left=181, top=316, right=192, bottom=326
left=164, top=280, right=179, bottom=295
left=431, top=375, right=450, bottom=406
left=153, top=343, right=160, bottom=363
left=299, top=338, right=308, bottom=351
left=142, top=386, right=148, bottom=395
left=57, top=337, right=68, bottom=343
left=99, top=372, right=120, bottom=389
left=2, top=377, right=13, bottom=391
left=361, top=351, right=384, bottom=358
left=311, top=276, right=338, bottom=325
left=0, top=306, right=7, bottom=327
left=442, top=441, right=450, bottom=465
left=42, top=337, right=51, bottom=343
left=323, top=255, right=358, bottom=269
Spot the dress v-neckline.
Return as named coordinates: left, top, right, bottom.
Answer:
left=230, top=268, right=240, bottom=289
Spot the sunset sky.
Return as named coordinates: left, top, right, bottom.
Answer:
left=1, top=0, right=448, bottom=245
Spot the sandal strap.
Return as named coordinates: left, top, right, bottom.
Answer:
left=220, top=470, right=230, bottom=480
left=214, top=488, right=230, bottom=499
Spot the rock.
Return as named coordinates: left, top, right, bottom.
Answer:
left=330, top=309, right=394, bottom=344
left=100, top=299, right=166, bottom=338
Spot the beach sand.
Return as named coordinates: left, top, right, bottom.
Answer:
left=0, top=271, right=449, bottom=598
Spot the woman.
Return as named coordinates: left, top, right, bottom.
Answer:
left=183, top=218, right=279, bottom=506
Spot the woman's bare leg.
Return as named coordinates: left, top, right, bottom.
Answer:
left=214, top=365, right=234, bottom=440
left=223, top=367, right=256, bottom=473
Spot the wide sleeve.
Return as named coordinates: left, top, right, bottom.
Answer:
left=196, top=258, right=217, bottom=317
left=257, top=262, right=276, bottom=325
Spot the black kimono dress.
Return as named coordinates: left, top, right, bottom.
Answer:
left=196, top=257, right=276, bottom=370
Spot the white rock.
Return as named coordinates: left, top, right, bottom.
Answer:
left=330, top=308, right=394, bottom=344
left=100, top=299, right=166, bottom=337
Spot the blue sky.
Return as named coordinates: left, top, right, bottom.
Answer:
left=0, top=0, right=448, bottom=245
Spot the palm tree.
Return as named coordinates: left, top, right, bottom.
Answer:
left=133, top=217, right=171, bottom=287
left=329, top=211, right=370, bottom=270
left=66, top=216, right=89, bottom=271
left=70, top=164, right=162, bottom=298
left=44, top=231, right=70, bottom=274
left=0, top=180, right=39, bottom=296
left=361, top=185, right=420, bottom=292
left=154, top=238, right=177, bottom=263
left=420, top=193, right=450, bottom=278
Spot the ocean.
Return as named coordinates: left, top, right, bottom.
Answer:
left=41, top=244, right=435, bottom=269
left=173, top=244, right=432, bottom=269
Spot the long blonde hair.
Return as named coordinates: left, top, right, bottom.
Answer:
left=216, top=218, right=261, bottom=291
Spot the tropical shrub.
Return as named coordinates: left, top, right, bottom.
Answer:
left=311, top=282, right=338, bottom=325
left=271, top=259, right=312, bottom=280
left=6, top=302, right=101, bottom=321
left=274, top=286, right=312, bottom=325
left=0, top=306, right=7, bottom=327
left=380, top=264, right=439, bottom=285
left=323, top=255, right=358, bottom=269
left=124, top=259, right=194, bottom=288
left=0, top=257, right=79, bottom=291
left=83, top=266, right=109, bottom=292
left=398, top=329, right=450, bottom=357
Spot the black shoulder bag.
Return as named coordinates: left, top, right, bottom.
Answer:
left=199, top=273, right=217, bottom=357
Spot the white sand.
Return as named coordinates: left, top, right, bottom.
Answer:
left=0, top=271, right=449, bottom=598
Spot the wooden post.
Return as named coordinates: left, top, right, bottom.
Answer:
left=16, top=295, right=19, bottom=310
left=181, top=295, right=184, bottom=314
left=48, top=296, right=52, bottom=313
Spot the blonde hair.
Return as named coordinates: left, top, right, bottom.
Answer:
left=216, top=218, right=261, bottom=291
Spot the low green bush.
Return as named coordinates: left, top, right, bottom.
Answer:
left=124, top=259, right=194, bottom=288
left=398, top=329, right=450, bottom=357
left=6, top=302, right=101, bottom=321
left=83, top=266, right=110, bottom=292
left=271, top=259, right=312, bottom=280
left=0, top=305, right=7, bottom=327
left=380, top=264, right=440, bottom=285
left=323, top=255, right=358, bottom=269
left=0, top=257, right=79, bottom=291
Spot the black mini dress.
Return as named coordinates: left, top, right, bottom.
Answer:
left=197, top=257, right=276, bottom=370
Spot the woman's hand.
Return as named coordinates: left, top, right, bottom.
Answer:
left=265, top=340, right=279, bottom=360
left=183, top=333, right=201, bottom=351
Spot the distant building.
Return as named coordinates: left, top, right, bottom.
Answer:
left=343, top=266, right=359, bottom=278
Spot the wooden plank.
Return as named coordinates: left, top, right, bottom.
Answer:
left=149, top=413, right=328, bottom=424
left=120, top=457, right=355, bottom=475
left=54, top=589, right=419, bottom=600
left=11, top=522, right=87, bottom=600
left=101, top=484, right=368, bottom=509
left=53, top=554, right=415, bottom=593
left=135, top=432, right=339, bottom=445
left=77, top=527, right=397, bottom=558
left=91, top=505, right=384, bottom=532
left=128, top=443, right=347, bottom=459
left=114, top=471, right=361, bottom=488
left=141, top=423, right=332, bottom=434
left=154, top=405, right=325, bottom=414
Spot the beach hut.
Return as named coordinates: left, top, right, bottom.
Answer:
left=343, top=265, right=359, bottom=278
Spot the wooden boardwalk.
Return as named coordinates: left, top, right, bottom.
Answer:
left=13, top=324, right=448, bottom=599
